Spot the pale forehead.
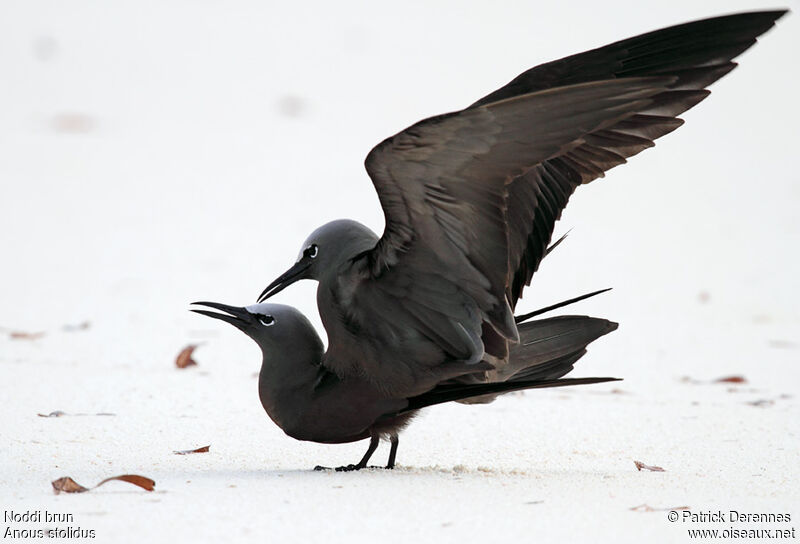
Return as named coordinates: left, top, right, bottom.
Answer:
left=245, top=302, right=288, bottom=315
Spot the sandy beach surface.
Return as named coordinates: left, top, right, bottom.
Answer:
left=1, top=1, right=798, bottom=542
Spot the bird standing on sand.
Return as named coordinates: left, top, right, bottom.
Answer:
left=197, top=11, right=786, bottom=470
left=192, top=301, right=617, bottom=470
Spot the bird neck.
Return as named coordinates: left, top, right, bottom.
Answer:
left=257, top=337, right=323, bottom=388
left=256, top=342, right=323, bottom=435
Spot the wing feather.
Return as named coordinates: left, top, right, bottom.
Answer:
left=495, top=10, right=785, bottom=305
left=341, top=10, right=785, bottom=380
left=360, top=77, right=673, bottom=364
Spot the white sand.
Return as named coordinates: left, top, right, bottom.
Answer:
left=1, top=1, right=798, bottom=542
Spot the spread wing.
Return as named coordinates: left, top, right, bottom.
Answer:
left=473, top=10, right=785, bottom=306
left=356, top=77, right=673, bottom=365
left=348, top=10, right=784, bottom=371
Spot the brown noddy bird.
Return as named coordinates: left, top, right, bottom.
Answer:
left=258, top=11, right=786, bottom=393
left=200, top=11, right=786, bottom=469
left=191, top=300, right=618, bottom=470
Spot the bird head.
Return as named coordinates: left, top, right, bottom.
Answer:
left=257, top=219, right=378, bottom=302
left=190, top=301, right=323, bottom=358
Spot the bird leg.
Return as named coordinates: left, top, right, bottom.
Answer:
left=333, top=433, right=380, bottom=472
left=385, top=434, right=399, bottom=469
left=314, top=433, right=398, bottom=472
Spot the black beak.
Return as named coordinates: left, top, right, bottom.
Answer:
left=190, top=301, right=253, bottom=331
left=257, top=259, right=311, bottom=303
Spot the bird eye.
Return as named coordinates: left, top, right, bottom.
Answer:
left=259, top=315, right=275, bottom=327
left=304, top=244, right=319, bottom=259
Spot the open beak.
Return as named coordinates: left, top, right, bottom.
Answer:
left=190, top=301, right=253, bottom=331
left=257, top=259, right=311, bottom=303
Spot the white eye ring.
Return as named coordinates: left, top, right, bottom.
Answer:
left=259, top=315, right=275, bottom=327
left=306, top=244, right=318, bottom=258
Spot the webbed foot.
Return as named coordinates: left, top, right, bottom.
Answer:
left=334, top=463, right=364, bottom=472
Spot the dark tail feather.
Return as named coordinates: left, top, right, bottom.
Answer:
left=402, top=376, right=620, bottom=414
left=515, top=288, right=613, bottom=323
left=451, top=315, right=618, bottom=404
left=505, top=315, right=618, bottom=380
left=507, top=348, right=587, bottom=382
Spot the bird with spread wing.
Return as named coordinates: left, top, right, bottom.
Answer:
left=195, top=11, right=786, bottom=470
left=258, top=11, right=785, bottom=394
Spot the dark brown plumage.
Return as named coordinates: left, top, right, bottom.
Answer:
left=259, top=10, right=785, bottom=394
left=199, top=11, right=786, bottom=470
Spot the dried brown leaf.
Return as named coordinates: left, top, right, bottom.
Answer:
left=96, top=474, right=155, bottom=491
left=176, top=345, right=198, bottom=368
left=52, top=474, right=155, bottom=494
left=634, top=460, right=665, bottom=472
left=714, top=375, right=746, bottom=384
left=682, top=375, right=749, bottom=385
left=52, top=477, right=89, bottom=494
left=38, top=410, right=67, bottom=418
left=10, top=331, right=45, bottom=340
left=174, top=445, right=210, bottom=455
